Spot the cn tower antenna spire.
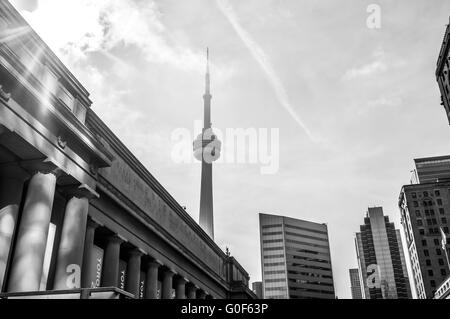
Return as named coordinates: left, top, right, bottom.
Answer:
left=205, top=47, right=211, bottom=95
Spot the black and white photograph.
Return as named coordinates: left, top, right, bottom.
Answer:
left=0, top=0, right=449, bottom=312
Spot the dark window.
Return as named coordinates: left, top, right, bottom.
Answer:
left=426, top=260, right=432, bottom=266
left=412, top=192, right=417, bottom=199
left=428, top=270, right=434, bottom=277
left=424, top=249, right=430, bottom=257
left=435, top=190, right=441, bottom=196
left=424, top=191, right=429, bottom=197
left=416, top=211, right=421, bottom=217
left=438, top=199, right=443, bottom=206
left=442, top=218, right=448, bottom=224
left=420, top=229, right=425, bottom=235
left=433, top=219, right=438, bottom=225
left=417, top=220, right=423, bottom=226
left=430, top=209, right=435, bottom=216
left=437, top=248, right=442, bottom=256
left=440, top=208, right=445, bottom=215
left=441, top=269, right=447, bottom=276
left=434, top=239, right=440, bottom=246
left=414, top=201, right=419, bottom=207
left=439, top=259, right=445, bottom=266
left=427, top=219, right=432, bottom=226
left=445, top=227, right=449, bottom=233
left=422, top=240, right=427, bottom=246
left=425, top=210, right=430, bottom=217
left=431, top=280, right=436, bottom=287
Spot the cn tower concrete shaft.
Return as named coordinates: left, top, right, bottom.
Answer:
left=193, top=49, right=221, bottom=240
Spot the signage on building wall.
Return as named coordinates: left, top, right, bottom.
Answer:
left=118, top=260, right=127, bottom=290
left=366, top=264, right=381, bottom=289
left=99, top=154, right=223, bottom=277
left=139, top=271, right=146, bottom=299
left=90, top=246, right=104, bottom=288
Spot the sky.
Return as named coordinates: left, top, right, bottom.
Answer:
left=8, top=0, right=450, bottom=299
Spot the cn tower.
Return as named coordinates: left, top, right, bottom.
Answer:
left=193, top=49, right=221, bottom=240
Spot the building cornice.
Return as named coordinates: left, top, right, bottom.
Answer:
left=0, top=1, right=93, bottom=107
left=0, top=46, right=114, bottom=168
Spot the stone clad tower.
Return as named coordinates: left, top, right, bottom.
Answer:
left=193, top=49, right=221, bottom=240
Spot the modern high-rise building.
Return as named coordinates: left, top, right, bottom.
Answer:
left=349, top=268, right=363, bottom=299
left=355, top=207, right=411, bottom=299
left=193, top=49, right=221, bottom=240
left=436, top=17, right=450, bottom=124
left=259, top=213, right=335, bottom=299
left=398, top=156, right=450, bottom=299
left=252, top=281, right=263, bottom=299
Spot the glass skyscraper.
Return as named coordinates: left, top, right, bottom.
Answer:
left=355, top=207, right=411, bottom=299
left=259, top=213, right=335, bottom=299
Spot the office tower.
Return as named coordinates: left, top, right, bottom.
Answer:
left=355, top=207, right=411, bottom=299
left=399, top=156, right=450, bottom=298
left=252, top=281, right=263, bottom=299
left=259, top=213, right=335, bottom=299
left=436, top=17, right=450, bottom=124
left=349, top=268, right=363, bottom=299
left=193, top=49, right=221, bottom=239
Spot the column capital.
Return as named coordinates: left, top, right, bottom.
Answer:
left=62, top=184, right=100, bottom=200
left=175, top=276, right=188, bottom=285
left=146, top=259, right=163, bottom=269
left=129, top=247, right=145, bottom=257
left=20, top=158, right=64, bottom=177
left=163, top=268, right=176, bottom=277
left=87, top=217, right=103, bottom=230
left=108, top=234, right=127, bottom=245
left=187, top=282, right=199, bottom=290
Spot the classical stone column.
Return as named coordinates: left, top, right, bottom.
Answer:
left=0, top=172, right=27, bottom=292
left=125, top=248, right=143, bottom=298
left=81, top=218, right=100, bottom=288
left=186, top=283, right=198, bottom=299
left=7, top=169, right=58, bottom=293
left=197, top=290, right=207, bottom=299
left=175, top=276, right=188, bottom=299
left=101, top=234, right=124, bottom=288
left=161, top=268, right=175, bottom=299
left=144, top=260, right=161, bottom=299
left=53, top=185, right=99, bottom=290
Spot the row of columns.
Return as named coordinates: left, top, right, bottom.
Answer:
left=0, top=164, right=96, bottom=293
left=0, top=162, right=212, bottom=299
left=83, top=226, right=210, bottom=299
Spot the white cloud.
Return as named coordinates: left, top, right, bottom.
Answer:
left=343, top=49, right=388, bottom=80
left=10, top=0, right=216, bottom=74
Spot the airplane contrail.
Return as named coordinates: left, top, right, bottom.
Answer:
left=216, top=0, right=316, bottom=142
